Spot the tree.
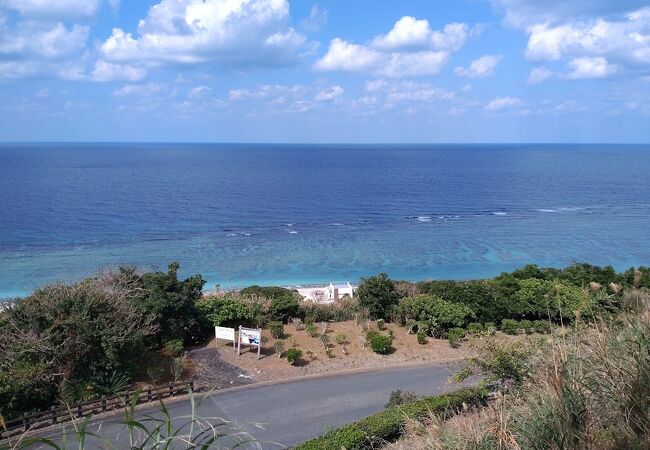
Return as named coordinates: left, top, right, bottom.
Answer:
left=396, top=294, right=475, bottom=337
left=357, top=273, right=399, bottom=320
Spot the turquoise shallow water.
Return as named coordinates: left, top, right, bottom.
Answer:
left=1, top=143, right=649, bottom=298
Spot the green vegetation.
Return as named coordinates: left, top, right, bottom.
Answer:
left=395, top=294, right=474, bottom=337
left=269, top=321, right=285, bottom=339
left=367, top=330, right=393, bottom=354
left=286, top=348, right=302, bottom=365
left=416, top=330, right=427, bottom=344
left=293, top=387, right=488, bottom=450
left=357, top=273, right=399, bottom=320
left=447, top=327, right=466, bottom=348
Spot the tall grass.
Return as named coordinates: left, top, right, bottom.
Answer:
left=0, top=390, right=262, bottom=449
left=388, top=289, right=650, bottom=450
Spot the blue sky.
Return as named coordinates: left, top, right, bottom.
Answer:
left=1, top=0, right=649, bottom=143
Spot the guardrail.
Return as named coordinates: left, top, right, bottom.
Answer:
left=0, top=381, right=195, bottom=440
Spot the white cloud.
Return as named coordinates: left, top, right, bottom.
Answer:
left=527, top=66, right=555, bottom=84
left=454, top=54, right=503, bottom=78
left=0, top=0, right=102, bottom=20
left=89, top=60, right=147, bottom=82
left=113, top=82, right=165, bottom=96
left=376, top=51, right=448, bottom=78
left=0, top=22, right=89, bottom=59
left=565, top=56, right=619, bottom=79
left=485, top=96, right=523, bottom=111
left=363, top=79, right=454, bottom=103
left=189, top=85, right=212, bottom=97
left=372, top=17, right=469, bottom=52
left=100, top=0, right=307, bottom=68
left=313, top=38, right=381, bottom=72
left=314, top=17, right=470, bottom=78
left=229, top=84, right=306, bottom=101
left=314, top=85, right=343, bottom=101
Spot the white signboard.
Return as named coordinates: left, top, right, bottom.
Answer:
left=215, top=326, right=235, bottom=341
left=215, top=326, right=236, bottom=351
left=238, top=326, right=262, bottom=359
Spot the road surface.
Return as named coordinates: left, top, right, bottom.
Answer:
left=33, top=361, right=466, bottom=449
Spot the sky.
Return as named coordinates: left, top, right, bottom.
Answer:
left=1, top=0, right=650, bottom=143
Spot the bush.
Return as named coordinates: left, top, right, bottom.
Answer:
left=467, top=322, right=485, bottom=334
left=269, top=321, right=285, bottom=339
left=196, top=296, right=253, bottom=328
left=519, top=319, right=534, bottom=334
left=240, top=285, right=296, bottom=299
left=533, top=319, right=552, bottom=333
left=164, top=339, right=184, bottom=356
left=269, top=295, right=301, bottom=323
left=448, top=328, right=466, bottom=348
left=396, top=294, right=475, bottom=337
left=386, top=390, right=418, bottom=408
left=286, top=348, right=302, bottom=365
left=368, top=331, right=393, bottom=354
left=501, top=318, right=520, bottom=335
left=376, top=319, right=385, bottom=330
left=357, top=273, right=400, bottom=320
left=294, top=387, right=488, bottom=450
left=306, top=323, right=318, bottom=337
left=416, top=330, right=427, bottom=344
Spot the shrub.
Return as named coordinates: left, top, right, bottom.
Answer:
left=533, top=319, right=552, bottom=333
left=357, top=273, right=400, bottom=320
left=164, top=339, right=184, bottom=356
left=273, top=340, right=285, bottom=358
left=368, top=331, right=393, bottom=354
left=269, top=295, right=301, bottom=323
left=416, top=330, right=427, bottom=344
left=519, top=319, right=534, bottom=334
left=376, top=319, right=385, bottom=330
left=196, top=296, right=253, bottom=328
left=335, top=333, right=347, bottom=345
left=294, top=387, right=488, bottom=450
left=386, top=390, right=418, bottom=408
left=467, top=322, right=485, bottom=334
left=240, top=285, right=296, bottom=299
left=448, top=327, right=466, bottom=348
left=501, top=318, right=520, bottom=335
left=286, top=348, right=302, bottom=365
left=396, top=294, right=475, bottom=337
left=306, top=323, right=318, bottom=337
left=269, top=321, right=285, bottom=339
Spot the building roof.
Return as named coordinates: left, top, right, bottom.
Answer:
left=330, top=282, right=351, bottom=289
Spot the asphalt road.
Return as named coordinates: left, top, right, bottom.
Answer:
left=33, top=361, right=465, bottom=449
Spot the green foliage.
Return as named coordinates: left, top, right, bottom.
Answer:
left=386, top=390, right=418, bottom=408
left=294, top=387, right=488, bottom=450
left=286, top=348, right=302, bottom=365
left=335, top=333, right=347, bottom=345
left=367, top=330, right=393, bottom=354
left=519, top=319, right=534, bottom=334
left=501, top=318, right=520, bottom=335
left=416, top=330, right=427, bottom=344
left=269, top=321, right=285, bottom=339
left=305, top=323, right=318, bottom=337
left=467, top=322, right=485, bottom=334
left=533, top=319, right=552, bottom=333
left=397, top=294, right=475, bottom=337
left=376, top=318, right=385, bottom=330
left=357, top=273, right=399, bottom=320
left=273, top=340, right=285, bottom=358
left=447, top=328, right=466, bottom=348
left=269, top=295, right=302, bottom=323
left=164, top=339, right=184, bottom=356
left=514, top=278, right=586, bottom=319
left=135, top=262, right=206, bottom=346
left=196, top=295, right=253, bottom=328
left=240, top=285, right=296, bottom=299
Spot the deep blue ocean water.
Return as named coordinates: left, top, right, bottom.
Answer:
left=1, top=143, right=649, bottom=299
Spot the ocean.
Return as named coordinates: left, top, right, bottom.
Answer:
left=1, top=143, right=649, bottom=299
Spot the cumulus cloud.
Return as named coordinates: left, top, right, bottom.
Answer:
left=100, top=0, right=307, bottom=69
left=454, top=54, right=503, bottom=78
left=0, top=22, right=89, bottom=59
left=565, top=56, right=619, bottom=79
left=314, top=16, right=471, bottom=78
left=0, top=0, right=102, bottom=20
left=300, top=4, right=327, bottom=32
left=485, top=96, right=523, bottom=111
left=112, top=82, right=165, bottom=96
left=314, top=85, right=343, bottom=101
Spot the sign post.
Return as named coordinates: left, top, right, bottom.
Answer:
left=238, top=326, right=262, bottom=360
left=215, top=326, right=236, bottom=352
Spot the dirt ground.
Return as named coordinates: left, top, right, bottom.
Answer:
left=189, top=321, right=472, bottom=385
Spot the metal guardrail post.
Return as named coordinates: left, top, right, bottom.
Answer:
left=102, top=395, right=107, bottom=412
left=76, top=404, right=82, bottom=418
left=51, top=406, right=57, bottom=424
left=22, top=413, right=28, bottom=432
left=189, top=381, right=194, bottom=392
left=168, top=382, right=173, bottom=397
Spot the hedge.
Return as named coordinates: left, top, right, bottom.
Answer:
left=293, top=387, right=488, bottom=450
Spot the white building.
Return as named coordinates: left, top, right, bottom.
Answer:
left=327, top=282, right=354, bottom=301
